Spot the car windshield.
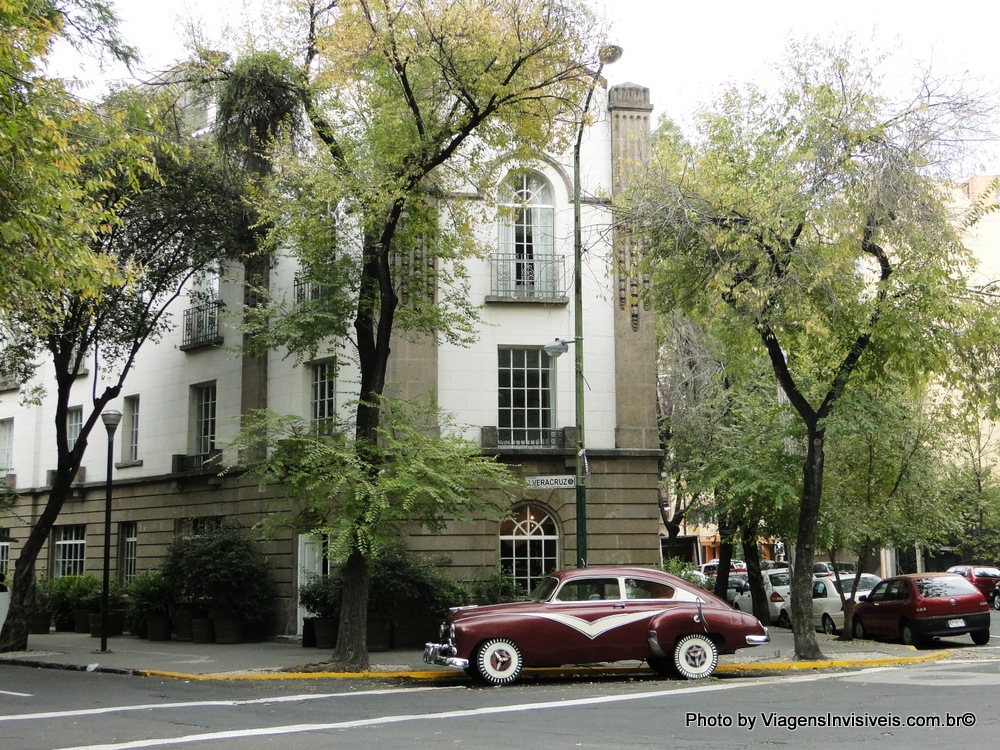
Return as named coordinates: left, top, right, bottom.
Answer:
left=529, top=577, right=559, bottom=602
left=915, top=576, right=979, bottom=598
left=832, top=574, right=881, bottom=594
left=972, top=567, right=1000, bottom=578
left=768, top=571, right=791, bottom=586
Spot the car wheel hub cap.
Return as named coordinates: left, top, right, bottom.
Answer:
left=685, top=644, right=707, bottom=667
left=491, top=650, right=511, bottom=671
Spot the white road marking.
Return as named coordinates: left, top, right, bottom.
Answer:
left=0, top=685, right=457, bottom=722
left=53, top=671, right=860, bottom=750
left=0, top=689, right=33, bottom=697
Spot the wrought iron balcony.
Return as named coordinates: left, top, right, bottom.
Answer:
left=488, top=254, right=566, bottom=301
left=181, top=301, right=223, bottom=349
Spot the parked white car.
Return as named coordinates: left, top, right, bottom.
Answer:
left=812, top=573, right=881, bottom=634
left=732, top=569, right=792, bottom=627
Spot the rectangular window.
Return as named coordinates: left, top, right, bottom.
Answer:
left=194, top=383, right=216, bottom=456
left=0, top=418, right=12, bottom=472
left=0, top=528, right=10, bottom=579
left=119, top=521, right=137, bottom=584
left=53, top=525, right=86, bottom=577
left=498, top=348, right=554, bottom=446
left=310, top=360, right=337, bottom=434
left=67, top=407, right=82, bottom=450
left=124, top=395, right=140, bottom=462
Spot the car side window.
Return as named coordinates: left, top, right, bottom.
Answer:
left=887, top=580, right=908, bottom=600
left=868, top=581, right=889, bottom=601
left=555, top=578, right=622, bottom=602
left=625, top=578, right=676, bottom=600
left=813, top=581, right=826, bottom=598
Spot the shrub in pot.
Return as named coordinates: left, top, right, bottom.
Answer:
left=298, top=573, right=342, bottom=648
left=47, top=575, right=102, bottom=632
left=29, top=575, right=55, bottom=633
left=125, top=572, right=173, bottom=639
left=162, top=525, right=276, bottom=641
left=367, top=544, right=471, bottom=649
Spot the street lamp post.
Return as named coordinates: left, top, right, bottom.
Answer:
left=549, top=44, right=622, bottom=570
left=99, top=409, right=122, bottom=653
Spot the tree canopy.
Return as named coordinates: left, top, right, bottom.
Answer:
left=1, top=0, right=150, bottom=315
left=624, top=39, right=999, bottom=659
left=194, top=0, right=607, bottom=670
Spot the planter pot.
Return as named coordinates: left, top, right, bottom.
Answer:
left=313, top=617, right=338, bottom=649
left=145, top=613, right=172, bottom=641
left=211, top=610, right=244, bottom=644
left=191, top=617, right=214, bottom=643
left=367, top=612, right=392, bottom=652
left=29, top=611, right=52, bottom=634
left=89, top=611, right=125, bottom=638
left=172, top=606, right=204, bottom=642
left=74, top=609, right=92, bottom=633
left=392, top=611, right=439, bottom=649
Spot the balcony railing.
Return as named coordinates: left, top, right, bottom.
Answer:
left=489, top=254, right=566, bottom=300
left=181, top=301, right=223, bottom=349
left=294, top=277, right=327, bottom=303
left=496, top=428, right=563, bottom=448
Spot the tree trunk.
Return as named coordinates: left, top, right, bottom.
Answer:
left=0, top=467, right=78, bottom=652
left=330, top=548, right=370, bottom=671
left=789, top=431, right=825, bottom=660
left=741, top=525, right=770, bottom=625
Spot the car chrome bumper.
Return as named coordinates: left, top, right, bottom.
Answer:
left=424, top=642, right=469, bottom=669
left=746, top=627, right=770, bottom=646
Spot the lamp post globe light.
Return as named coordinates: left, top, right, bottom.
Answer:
left=99, top=409, right=122, bottom=653
left=553, top=42, right=622, bottom=570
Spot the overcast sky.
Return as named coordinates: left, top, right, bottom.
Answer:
left=52, top=0, right=1000, bottom=173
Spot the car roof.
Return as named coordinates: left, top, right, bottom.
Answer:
left=548, top=566, right=674, bottom=580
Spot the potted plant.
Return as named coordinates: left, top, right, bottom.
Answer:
left=29, top=575, right=54, bottom=634
left=87, top=579, right=127, bottom=638
left=298, top=573, right=341, bottom=648
left=162, top=525, right=276, bottom=643
left=47, top=575, right=101, bottom=632
left=125, top=571, right=173, bottom=640
left=367, top=545, right=471, bottom=649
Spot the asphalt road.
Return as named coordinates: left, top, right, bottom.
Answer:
left=3, top=642, right=1000, bottom=750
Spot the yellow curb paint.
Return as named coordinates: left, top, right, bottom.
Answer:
left=137, top=651, right=949, bottom=682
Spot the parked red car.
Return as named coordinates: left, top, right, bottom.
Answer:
left=852, top=573, right=991, bottom=648
left=424, top=566, right=770, bottom=685
left=945, top=565, right=1000, bottom=606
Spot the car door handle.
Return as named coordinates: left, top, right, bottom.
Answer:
left=614, top=603, right=625, bottom=610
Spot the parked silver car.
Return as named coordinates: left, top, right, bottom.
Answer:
left=732, top=569, right=792, bottom=627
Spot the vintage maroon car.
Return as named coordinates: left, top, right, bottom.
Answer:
left=424, top=566, right=770, bottom=685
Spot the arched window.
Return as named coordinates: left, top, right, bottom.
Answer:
left=497, top=171, right=555, bottom=296
left=499, top=504, right=559, bottom=593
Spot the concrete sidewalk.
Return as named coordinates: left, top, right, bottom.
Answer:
left=0, top=628, right=949, bottom=681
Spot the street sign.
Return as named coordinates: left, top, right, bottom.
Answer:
left=525, top=475, right=576, bottom=489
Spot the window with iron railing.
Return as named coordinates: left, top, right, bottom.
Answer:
left=310, top=360, right=338, bottom=435
left=294, top=277, right=327, bottom=303
left=53, top=525, right=86, bottom=577
left=119, top=521, right=137, bottom=584
left=495, top=170, right=559, bottom=301
left=181, top=301, right=223, bottom=349
left=489, top=253, right=565, bottom=299
left=497, top=347, right=556, bottom=447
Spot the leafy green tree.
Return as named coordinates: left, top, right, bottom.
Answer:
left=820, top=376, right=965, bottom=636
left=623, top=40, right=995, bottom=659
left=0, top=92, right=256, bottom=651
left=197, top=0, right=604, bottom=671
left=0, top=1, right=145, bottom=316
